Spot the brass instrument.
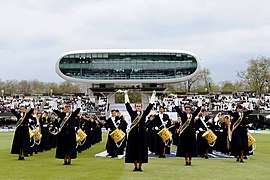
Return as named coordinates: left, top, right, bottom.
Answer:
left=49, top=114, right=71, bottom=135
left=178, top=115, right=192, bottom=136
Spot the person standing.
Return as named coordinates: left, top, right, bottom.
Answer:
left=105, top=109, right=127, bottom=157
left=175, top=99, right=201, bottom=166
left=151, top=106, right=172, bottom=158
left=228, top=105, right=252, bottom=163
left=52, top=98, right=81, bottom=165
left=195, top=109, right=212, bottom=159
left=10, top=99, right=34, bottom=160
left=124, top=90, right=155, bottom=172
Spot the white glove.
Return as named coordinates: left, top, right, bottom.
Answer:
left=154, top=126, right=159, bottom=130
left=196, top=130, right=199, bottom=134
left=248, top=123, right=252, bottom=127
left=199, top=128, right=203, bottom=131
left=124, top=90, right=130, bottom=103
left=149, top=90, right=156, bottom=104
left=220, top=129, right=223, bottom=132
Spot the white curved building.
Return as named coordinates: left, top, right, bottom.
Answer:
left=55, top=49, right=201, bottom=85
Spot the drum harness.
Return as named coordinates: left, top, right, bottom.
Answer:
left=110, top=116, right=126, bottom=148
left=158, top=114, right=173, bottom=147
left=199, top=116, right=217, bottom=147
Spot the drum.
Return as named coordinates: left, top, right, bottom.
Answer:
left=34, top=131, right=42, bottom=142
left=247, top=132, right=256, bottom=147
left=76, top=129, right=87, bottom=143
left=29, top=128, right=34, bottom=138
left=157, top=128, right=172, bottom=141
left=202, top=129, right=217, bottom=144
left=110, top=128, right=125, bottom=143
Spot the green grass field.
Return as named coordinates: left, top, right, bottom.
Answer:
left=0, top=132, right=269, bottom=180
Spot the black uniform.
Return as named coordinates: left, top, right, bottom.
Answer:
left=228, top=110, right=252, bottom=157
left=151, top=113, right=172, bottom=156
left=176, top=106, right=201, bottom=158
left=105, top=116, right=128, bottom=157
left=11, top=108, right=34, bottom=157
left=125, top=102, right=154, bottom=163
left=53, top=108, right=80, bottom=159
left=195, top=116, right=212, bottom=157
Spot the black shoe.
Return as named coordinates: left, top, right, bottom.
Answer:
left=67, top=161, right=71, bottom=165
left=236, top=158, right=239, bottom=162
left=185, top=162, right=189, bottom=166
left=188, top=162, right=192, bottom=166
left=133, top=167, right=138, bottom=171
left=63, top=161, right=68, bottom=165
left=137, top=167, right=143, bottom=172
left=244, top=156, right=248, bottom=160
left=240, top=159, right=244, bottom=163
left=18, top=156, right=23, bottom=160
left=205, top=156, right=209, bottom=159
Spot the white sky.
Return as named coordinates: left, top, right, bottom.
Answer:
left=1, top=0, right=270, bottom=83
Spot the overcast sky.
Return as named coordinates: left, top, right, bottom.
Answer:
left=1, top=0, right=270, bottom=84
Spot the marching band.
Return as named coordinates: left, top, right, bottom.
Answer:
left=8, top=91, right=256, bottom=170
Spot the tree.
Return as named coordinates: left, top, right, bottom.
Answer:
left=238, top=56, right=270, bottom=93
left=220, top=81, right=236, bottom=92
left=187, top=68, right=213, bottom=92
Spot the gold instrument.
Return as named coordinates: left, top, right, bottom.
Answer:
left=29, top=127, right=42, bottom=147
left=247, top=132, right=255, bottom=147
left=49, top=114, right=71, bottom=135
left=247, top=132, right=256, bottom=153
left=110, top=128, right=125, bottom=143
left=110, top=128, right=126, bottom=148
left=178, top=115, right=192, bottom=136
left=76, top=128, right=87, bottom=144
left=157, top=128, right=172, bottom=141
left=202, top=129, right=217, bottom=146
left=29, top=128, right=35, bottom=138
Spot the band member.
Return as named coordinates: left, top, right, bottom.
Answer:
left=172, top=117, right=181, bottom=146
left=124, top=90, right=155, bottom=172
left=29, top=107, right=41, bottom=155
left=52, top=99, right=81, bottom=165
left=40, top=111, right=52, bottom=151
left=175, top=99, right=201, bottom=166
left=219, top=114, right=231, bottom=155
left=151, top=106, right=172, bottom=158
left=228, top=105, right=252, bottom=163
left=105, top=109, right=128, bottom=157
left=146, top=114, right=156, bottom=153
left=10, top=100, right=34, bottom=160
left=195, top=109, right=212, bottom=159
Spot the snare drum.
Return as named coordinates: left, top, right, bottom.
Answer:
left=76, top=129, right=87, bottom=143
left=247, top=132, right=255, bottom=147
left=34, top=131, right=42, bottom=141
left=29, top=128, right=34, bottom=138
left=157, top=128, right=172, bottom=141
left=202, top=129, right=217, bottom=144
left=110, top=128, right=125, bottom=143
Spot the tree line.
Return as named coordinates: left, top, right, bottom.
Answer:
left=0, top=80, right=81, bottom=95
